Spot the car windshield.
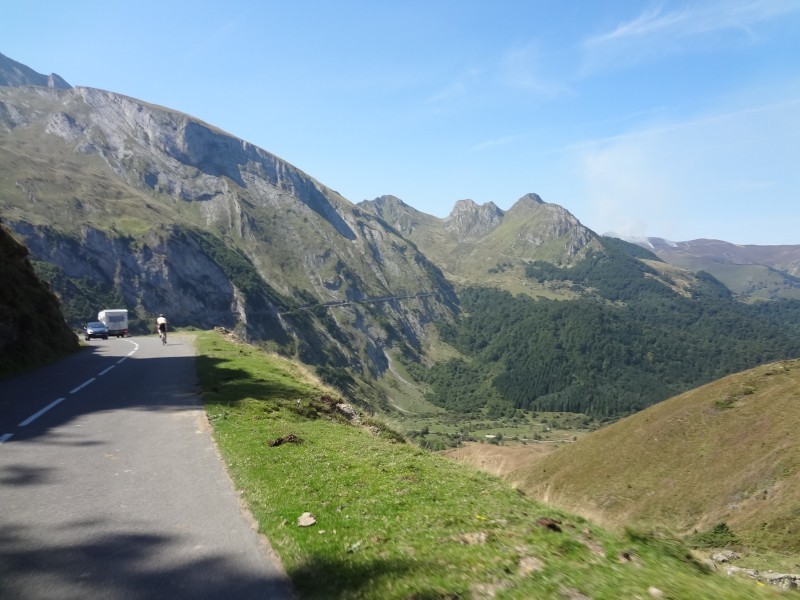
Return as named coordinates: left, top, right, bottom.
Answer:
left=88, top=322, right=105, bottom=328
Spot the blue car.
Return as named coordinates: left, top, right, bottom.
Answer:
left=84, top=321, right=109, bottom=341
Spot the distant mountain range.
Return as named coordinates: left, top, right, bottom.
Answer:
left=3, top=51, right=800, bottom=417
left=614, top=235, right=800, bottom=300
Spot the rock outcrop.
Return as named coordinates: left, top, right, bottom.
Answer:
left=0, top=223, right=79, bottom=376
left=443, top=199, right=504, bottom=241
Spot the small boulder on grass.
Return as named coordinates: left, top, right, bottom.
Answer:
left=297, top=512, right=316, bottom=527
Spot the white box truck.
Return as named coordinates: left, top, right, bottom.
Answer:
left=98, top=309, right=129, bottom=338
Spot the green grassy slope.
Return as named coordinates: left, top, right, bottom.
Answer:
left=511, top=359, right=800, bottom=553
left=194, top=330, right=786, bottom=599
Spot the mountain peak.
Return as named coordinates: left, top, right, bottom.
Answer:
left=448, top=198, right=502, bottom=215
left=357, top=195, right=437, bottom=236
left=510, top=193, right=545, bottom=210
left=0, top=52, right=71, bottom=89
left=368, top=195, right=409, bottom=211
left=444, top=199, right=504, bottom=240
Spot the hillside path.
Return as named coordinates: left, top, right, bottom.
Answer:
left=0, top=334, right=292, bottom=600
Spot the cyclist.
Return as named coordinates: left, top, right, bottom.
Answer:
left=156, top=314, right=168, bottom=344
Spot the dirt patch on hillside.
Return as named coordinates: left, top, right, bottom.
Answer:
left=441, top=442, right=558, bottom=478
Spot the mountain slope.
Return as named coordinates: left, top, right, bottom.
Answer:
left=360, top=193, right=598, bottom=297
left=0, top=61, right=457, bottom=388
left=194, top=330, right=781, bottom=599
left=511, top=359, right=800, bottom=552
left=5, top=53, right=800, bottom=425
left=407, top=236, right=800, bottom=418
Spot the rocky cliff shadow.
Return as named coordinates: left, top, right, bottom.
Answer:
left=194, top=352, right=322, bottom=407
left=0, top=522, right=292, bottom=600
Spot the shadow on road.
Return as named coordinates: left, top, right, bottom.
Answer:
left=0, top=463, right=55, bottom=486
left=0, top=339, right=294, bottom=599
left=0, top=521, right=290, bottom=599
left=0, top=341, right=204, bottom=442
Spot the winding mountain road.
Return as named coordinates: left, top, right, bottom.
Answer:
left=0, top=334, right=292, bottom=600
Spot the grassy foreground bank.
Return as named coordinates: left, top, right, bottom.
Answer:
left=194, top=331, right=783, bottom=599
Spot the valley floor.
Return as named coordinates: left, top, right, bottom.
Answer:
left=441, top=441, right=557, bottom=477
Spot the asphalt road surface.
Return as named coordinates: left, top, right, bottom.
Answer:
left=0, top=334, right=293, bottom=599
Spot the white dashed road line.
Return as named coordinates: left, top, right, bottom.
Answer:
left=69, top=378, right=96, bottom=394
left=19, top=398, right=66, bottom=427
left=1, top=339, right=140, bottom=447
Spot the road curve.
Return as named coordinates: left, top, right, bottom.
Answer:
left=0, top=334, right=293, bottom=600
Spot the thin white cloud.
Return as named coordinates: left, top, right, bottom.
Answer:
left=572, top=92, right=800, bottom=241
left=496, top=42, right=569, bottom=99
left=472, top=133, right=530, bottom=152
left=583, top=0, right=800, bottom=71
left=423, top=68, right=483, bottom=105
left=588, top=0, right=799, bottom=45
left=567, top=97, right=800, bottom=156
left=588, top=4, right=689, bottom=44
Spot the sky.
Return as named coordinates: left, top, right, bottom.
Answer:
left=4, top=1, right=800, bottom=244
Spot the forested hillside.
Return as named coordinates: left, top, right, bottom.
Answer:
left=412, top=238, right=800, bottom=417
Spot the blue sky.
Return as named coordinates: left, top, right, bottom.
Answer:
left=5, top=1, right=800, bottom=244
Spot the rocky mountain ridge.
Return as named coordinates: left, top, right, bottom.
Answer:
left=0, top=57, right=458, bottom=387
left=0, top=52, right=71, bottom=89
left=360, top=193, right=598, bottom=293
left=0, top=53, right=608, bottom=378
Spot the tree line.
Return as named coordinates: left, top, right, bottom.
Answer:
left=410, top=238, right=800, bottom=418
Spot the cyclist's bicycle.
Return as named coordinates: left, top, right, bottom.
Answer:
left=158, top=327, right=167, bottom=345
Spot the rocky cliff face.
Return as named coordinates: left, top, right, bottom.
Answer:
left=443, top=199, right=504, bottom=241
left=0, top=62, right=457, bottom=383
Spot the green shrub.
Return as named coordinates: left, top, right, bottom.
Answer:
left=687, top=522, right=739, bottom=548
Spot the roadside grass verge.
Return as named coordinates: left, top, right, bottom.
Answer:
left=194, top=330, right=783, bottom=599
